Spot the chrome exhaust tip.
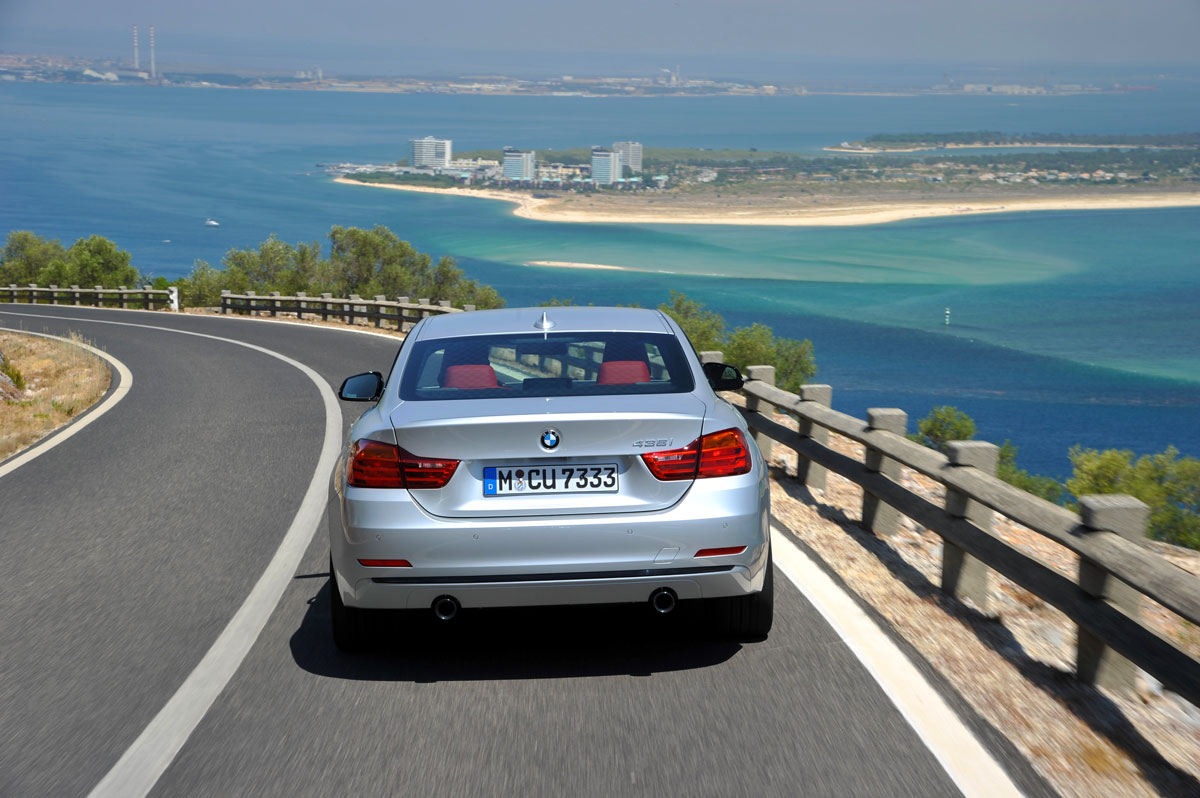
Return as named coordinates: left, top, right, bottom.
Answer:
left=432, top=595, right=460, bottom=621
left=649, top=587, right=677, bottom=615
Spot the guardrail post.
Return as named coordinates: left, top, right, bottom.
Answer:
left=296, top=291, right=307, bottom=320
left=220, top=290, right=230, bottom=314
left=438, top=299, right=451, bottom=309
left=49, top=285, right=60, bottom=306
left=118, top=286, right=128, bottom=309
left=348, top=294, right=361, bottom=325
left=464, top=304, right=476, bottom=312
left=863, top=409, right=908, bottom=537
left=269, top=291, right=281, bottom=317
left=698, top=351, right=723, bottom=365
left=745, top=365, right=776, bottom=464
left=320, top=293, right=332, bottom=322
left=942, top=441, right=998, bottom=615
left=1076, top=495, right=1149, bottom=695
left=374, top=295, right=387, bottom=327
left=796, top=384, right=832, bottom=493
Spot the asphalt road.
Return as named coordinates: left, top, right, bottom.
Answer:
left=0, top=306, right=1046, bottom=797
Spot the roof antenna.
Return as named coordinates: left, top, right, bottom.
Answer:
left=534, top=310, right=555, bottom=330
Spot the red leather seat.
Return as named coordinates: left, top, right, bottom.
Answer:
left=597, top=360, right=650, bottom=385
left=442, top=364, right=500, bottom=389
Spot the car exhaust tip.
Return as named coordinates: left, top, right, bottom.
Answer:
left=649, top=587, right=677, bottom=615
left=432, top=595, right=460, bottom=621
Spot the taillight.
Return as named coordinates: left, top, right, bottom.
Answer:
left=696, top=428, right=752, bottom=478
left=641, top=439, right=700, bottom=480
left=400, top=448, right=460, bottom=489
left=347, top=440, right=459, bottom=489
left=642, top=428, right=751, bottom=481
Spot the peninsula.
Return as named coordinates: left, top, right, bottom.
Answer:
left=335, top=176, right=1200, bottom=226
left=332, top=133, right=1200, bottom=227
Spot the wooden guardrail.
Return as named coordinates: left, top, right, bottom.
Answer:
left=720, top=357, right=1200, bottom=706
left=219, top=291, right=470, bottom=329
left=2, top=283, right=174, bottom=310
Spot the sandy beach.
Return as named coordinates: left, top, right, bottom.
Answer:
left=335, top=176, right=1200, bottom=227
left=525, top=260, right=630, bottom=270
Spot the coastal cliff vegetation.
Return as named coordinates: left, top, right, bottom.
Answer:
left=913, top=405, right=1200, bottom=549
left=174, top=225, right=504, bottom=310
left=0, top=230, right=139, bottom=288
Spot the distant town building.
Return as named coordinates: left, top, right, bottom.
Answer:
left=411, top=136, right=452, bottom=168
left=502, top=147, right=536, bottom=180
left=612, top=141, right=643, bottom=174
left=591, top=147, right=622, bottom=185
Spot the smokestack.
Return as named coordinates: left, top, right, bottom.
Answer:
left=133, top=25, right=140, bottom=71
left=149, top=25, right=156, bottom=79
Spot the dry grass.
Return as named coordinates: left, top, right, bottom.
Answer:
left=0, top=331, right=111, bottom=462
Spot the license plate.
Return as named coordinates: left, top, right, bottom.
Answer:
left=483, top=464, right=618, bottom=496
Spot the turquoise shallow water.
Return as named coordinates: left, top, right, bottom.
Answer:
left=2, top=83, right=1198, bottom=476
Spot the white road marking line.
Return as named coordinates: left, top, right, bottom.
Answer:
left=771, top=525, right=1026, bottom=798
left=0, top=329, right=133, bottom=480
left=0, top=310, right=342, bottom=798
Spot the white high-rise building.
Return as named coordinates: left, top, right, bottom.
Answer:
left=591, top=148, right=622, bottom=185
left=502, top=147, right=536, bottom=180
left=613, top=141, right=643, bottom=174
left=411, top=137, right=452, bottom=168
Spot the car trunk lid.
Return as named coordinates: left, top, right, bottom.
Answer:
left=389, top=393, right=706, bottom=518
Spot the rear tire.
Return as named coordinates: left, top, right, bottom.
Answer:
left=330, top=556, right=367, bottom=652
left=713, top=549, right=774, bottom=640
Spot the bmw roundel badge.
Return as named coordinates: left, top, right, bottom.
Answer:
left=540, top=429, right=561, bottom=450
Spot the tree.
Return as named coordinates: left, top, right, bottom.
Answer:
left=177, top=260, right=225, bottom=307
left=1, top=231, right=68, bottom=285
left=1, top=232, right=138, bottom=288
left=658, top=291, right=724, bottom=352
left=724, top=323, right=817, bottom=394
left=1066, top=446, right=1200, bottom=549
left=912, top=406, right=1062, bottom=503
left=657, top=292, right=815, bottom=392
left=172, top=226, right=504, bottom=311
left=910, top=406, right=976, bottom=453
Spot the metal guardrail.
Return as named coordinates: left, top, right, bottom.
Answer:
left=722, top=358, right=1200, bottom=706
left=218, top=291, right=468, bottom=330
left=2, top=283, right=175, bottom=310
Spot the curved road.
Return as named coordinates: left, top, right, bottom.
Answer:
left=0, top=306, right=1051, bottom=798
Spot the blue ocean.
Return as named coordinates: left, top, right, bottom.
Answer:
left=2, top=82, right=1198, bottom=477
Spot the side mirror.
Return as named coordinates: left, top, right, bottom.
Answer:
left=702, top=361, right=744, bottom=392
left=338, top=372, right=384, bottom=402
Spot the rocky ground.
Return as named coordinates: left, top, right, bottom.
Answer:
left=761, top=417, right=1200, bottom=797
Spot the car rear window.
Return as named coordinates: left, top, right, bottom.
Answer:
left=399, top=331, right=695, bottom=400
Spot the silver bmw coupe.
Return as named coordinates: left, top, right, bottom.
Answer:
left=330, top=305, right=772, bottom=650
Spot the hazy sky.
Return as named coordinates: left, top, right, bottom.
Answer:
left=4, top=0, right=1199, bottom=75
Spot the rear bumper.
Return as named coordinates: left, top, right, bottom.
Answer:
left=330, top=468, right=769, bottom=610
left=351, top=565, right=758, bottom=610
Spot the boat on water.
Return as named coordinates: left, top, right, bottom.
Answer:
left=204, top=218, right=220, bottom=226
